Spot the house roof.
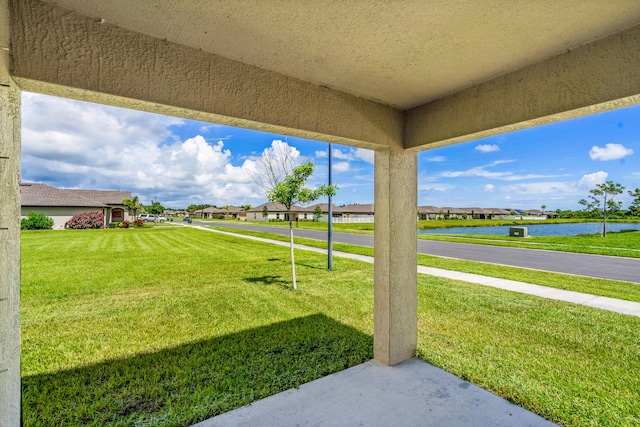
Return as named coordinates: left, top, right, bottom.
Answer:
left=195, top=206, right=245, bottom=214
left=68, top=189, right=132, bottom=205
left=418, top=206, right=440, bottom=214
left=340, top=204, right=375, bottom=214
left=247, top=202, right=308, bottom=213
left=20, top=183, right=131, bottom=208
left=308, top=203, right=350, bottom=214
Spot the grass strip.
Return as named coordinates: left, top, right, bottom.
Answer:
left=210, top=226, right=640, bottom=303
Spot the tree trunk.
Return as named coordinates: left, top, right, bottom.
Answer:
left=289, top=217, right=297, bottom=290
left=602, top=195, right=608, bottom=237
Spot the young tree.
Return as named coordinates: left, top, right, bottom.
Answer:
left=313, top=205, right=323, bottom=221
left=629, top=188, right=640, bottom=217
left=262, top=204, right=269, bottom=221
left=122, top=195, right=140, bottom=219
left=267, top=162, right=336, bottom=290
left=580, top=181, right=625, bottom=237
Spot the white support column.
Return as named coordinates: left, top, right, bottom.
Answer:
left=373, top=142, right=417, bottom=366
left=0, top=0, right=21, bottom=424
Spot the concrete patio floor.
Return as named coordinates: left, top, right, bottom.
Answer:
left=193, top=358, right=557, bottom=427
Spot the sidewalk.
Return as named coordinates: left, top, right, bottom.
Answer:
left=187, top=224, right=640, bottom=318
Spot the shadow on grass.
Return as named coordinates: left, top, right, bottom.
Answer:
left=243, top=275, right=288, bottom=287
left=22, top=314, right=372, bottom=427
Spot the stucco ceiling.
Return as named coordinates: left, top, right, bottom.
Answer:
left=42, top=0, right=640, bottom=109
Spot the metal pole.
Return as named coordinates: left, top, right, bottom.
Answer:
left=328, top=143, right=333, bottom=270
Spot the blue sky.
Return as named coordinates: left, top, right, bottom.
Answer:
left=21, top=92, right=639, bottom=210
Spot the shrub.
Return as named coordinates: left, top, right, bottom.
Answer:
left=117, top=220, right=131, bottom=228
left=21, top=212, right=54, bottom=230
left=66, top=211, right=105, bottom=229
left=133, top=218, right=145, bottom=227
left=108, top=222, right=119, bottom=228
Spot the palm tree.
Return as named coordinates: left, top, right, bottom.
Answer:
left=122, top=196, right=140, bottom=220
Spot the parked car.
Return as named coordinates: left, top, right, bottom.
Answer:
left=138, top=214, right=157, bottom=222
left=183, top=215, right=192, bottom=223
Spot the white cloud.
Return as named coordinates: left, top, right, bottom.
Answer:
left=578, top=171, right=608, bottom=188
left=315, top=147, right=374, bottom=164
left=484, top=184, right=496, bottom=192
left=474, top=144, right=500, bottom=153
left=418, top=183, right=455, bottom=192
left=440, top=160, right=565, bottom=182
left=425, top=156, right=446, bottom=162
left=21, top=93, right=312, bottom=207
left=441, top=167, right=510, bottom=179
left=502, top=181, right=579, bottom=195
left=499, top=172, right=608, bottom=198
left=354, top=148, right=374, bottom=164
left=333, top=162, right=350, bottom=172
left=589, top=143, right=634, bottom=161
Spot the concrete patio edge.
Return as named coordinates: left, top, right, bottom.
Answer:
left=192, top=358, right=557, bottom=427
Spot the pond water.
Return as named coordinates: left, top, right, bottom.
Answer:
left=418, top=222, right=640, bottom=237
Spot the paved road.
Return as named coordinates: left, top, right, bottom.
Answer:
left=197, top=221, right=640, bottom=283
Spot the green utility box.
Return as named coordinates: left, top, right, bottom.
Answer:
left=509, top=227, right=528, bottom=237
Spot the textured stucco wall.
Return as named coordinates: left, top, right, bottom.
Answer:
left=0, top=0, right=21, bottom=423
left=374, top=142, right=418, bottom=365
left=405, top=24, right=640, bottom=150
left=11, top=0, right=403, bottom=151
left=20, top=207, right=108, bottom=230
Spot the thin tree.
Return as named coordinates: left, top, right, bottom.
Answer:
left=628, top=188, right=640, bottom=217
left=267, top=162, right=336, bottom=290
left=262, top=204, right=269, bottom=222
left=579, top=181, right=625, bottom=237
left=122, top=195, right=140, bottom=220
left=249, top=140, right=302, bottom=194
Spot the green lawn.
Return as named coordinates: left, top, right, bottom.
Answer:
left=211, top=226, right=640, bottom=302
left=21, top=227, right=640, bottom=426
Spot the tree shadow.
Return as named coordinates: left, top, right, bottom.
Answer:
left=243, top=275, right=288, bottom=287
left=295, top=262, right=327, bottom=271
left=22, top=314, right=373, bottom=426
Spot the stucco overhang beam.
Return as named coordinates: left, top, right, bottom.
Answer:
left=10, top=0, right=402, bottom=150
left=405, top=24, right=640, bottom=151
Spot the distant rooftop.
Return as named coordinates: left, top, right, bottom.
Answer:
left=20, top=183, right=131, bottom=208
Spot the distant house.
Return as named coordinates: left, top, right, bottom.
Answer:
left=193, top=206, right=247, bottom=220
left=418, top=206, right=440, bottom=220
left=333, top=203, right=374, bottom=223
left=20, top=183, right=132, bottom=230
left=246, top=202, right=311, bottom=222
left=306, top=203, right=347, bottom=222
